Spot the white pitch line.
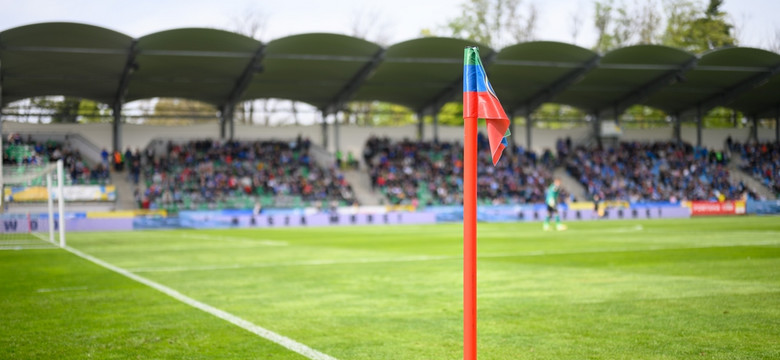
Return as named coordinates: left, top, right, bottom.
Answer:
left=63, top=246, right=338, bottom=360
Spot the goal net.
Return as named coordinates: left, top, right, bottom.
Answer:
left=1, top=156, right=66, bottom=249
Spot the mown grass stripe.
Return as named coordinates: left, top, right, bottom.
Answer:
left=128, top=240, right=780, bottom=273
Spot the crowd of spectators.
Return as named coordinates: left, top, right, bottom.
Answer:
left=3, top=133, right=110, bottom=185
left=363, top=134, right=565, bottom=206
left=561, top=140, right=754, bottom=202
left=139, top=138, right=356, bottom=210
left=5, top=131, right=777, bottom=209
left=362, top=135, right=775, bottom=206
left=730, top=141, right=780, bottom=196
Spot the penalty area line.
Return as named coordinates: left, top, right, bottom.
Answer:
left=63, top=245, right=338, bottom=360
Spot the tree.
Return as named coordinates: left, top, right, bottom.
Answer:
left=769, top=28, right=780, bottom=52
left=636, top=0, right=662, bottom=44
left=661, top=0, right=736, bottom=53
left=570, top=4, right=585, bottom=45
left=349, top=6, right=394, bottom=47
left=593, top=0, right=662, bottom=53
left=436, top=103, right=466, bottom=126
left=30, top=96, right=81, bottom=123
left=703, top=106, right=742, bottom=128
left=443, top=0, right=538, bottom=49
left=149, top=98, right=217, bottom=125
left=77, top=99, right=111, bottom=123
left=229, top=7, right=266, bottom=40
left=533, top=103, right=587, bottom=128
left=620, top=105, right=668, bottom=129
left=593, top=0, right=616, bottom=52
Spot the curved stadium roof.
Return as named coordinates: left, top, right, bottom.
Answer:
left=1, top=22, right=780, bottom=120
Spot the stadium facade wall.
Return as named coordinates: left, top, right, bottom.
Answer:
left=16, top=202, right=780, bottom=233
left=4, top=122, right=770, bottom=157
left=746, top=199, right=780, bottom=214
left=426, top=204, right=691, bottom=222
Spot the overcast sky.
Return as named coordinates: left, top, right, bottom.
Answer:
left=1, top=0, right=778, bottom=50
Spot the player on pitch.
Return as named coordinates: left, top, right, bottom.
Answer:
left=543, top=178, right=567, bottom=231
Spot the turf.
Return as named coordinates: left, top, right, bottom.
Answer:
left=1, top=216, right=778, bottom=359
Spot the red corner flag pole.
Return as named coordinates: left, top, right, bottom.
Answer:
left=463, top=46, right=511, bottom=360
left=463, top=115, right=478, bottom=360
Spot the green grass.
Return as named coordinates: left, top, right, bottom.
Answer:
left=1, top=217, right=779, bottom=359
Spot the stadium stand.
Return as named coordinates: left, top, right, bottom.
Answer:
left=730, top=141, right=780, bottom=196
left=561, top=140, right=756, bottom=202
left=363, top=134, right=567, bottom=206
left=139, top=139, right=357, bottom=211
left=3, top=133, right=110, bottom=185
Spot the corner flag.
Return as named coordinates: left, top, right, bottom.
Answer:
left=462, top=46, right=510, bottom=360
left=463, top=46, right=510, bottom=165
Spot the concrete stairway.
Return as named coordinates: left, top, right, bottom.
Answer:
left=110, top=169, right=139, bottom=210
left=342, top=169, right=385, bottom=205
left=726, top=160, right=777, bottom=200
left=309, top=144, right=386, bottom=206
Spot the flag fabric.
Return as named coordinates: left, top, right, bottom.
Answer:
left=463, top=46, right=510, bottom=165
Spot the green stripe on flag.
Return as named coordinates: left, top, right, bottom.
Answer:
left=464, top=46, right=481, bottom=66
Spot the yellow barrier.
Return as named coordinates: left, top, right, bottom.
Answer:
left=86, top=209, right=167, bottom=218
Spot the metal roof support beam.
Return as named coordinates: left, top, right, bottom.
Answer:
left=0, top=77, right=4, bottom=132
left=218, top=107, right=225, bottom=139
left=518, top=54, right=600, bottom=114
left=776, top=106, right=780, bottom=144
left=219, top=107, right=225, bottom=139
left=324, top=49, right=385, bottom=116
left=0, top=64, right=3, bottom=123
left=525, top=110, right=533, bottom=151
left=672, top=113, right=681, bottom=144
left=112, top=102, right=122, bottom=153
left=113, top=40, right=138, bottom=108
left=775, top=117, right=779, bottom=144
left=0, top=57, right=4, bottom=109
left=750, top=116, right=759, bottom=144
left=696, top=107, right=703, bottom=148
left=225, top=45, right=266, bottom=109
left=334, top=112, right=341, bottom=154
left=218, top=43, right=265, bottom=141
left=320, top=111, right=329, bottom=151
left=600, top=57, right=697, bottom=119
left=218, top=103, right=236, bottom=140
left=111, top=40, right=137, bottom=153
left=416, top=111, right=424, bottom=141
left=681, top=62, right=780, bottom=120
left=229, top=107, right=235, bottom=140
left=433, top=112, right=439, bottom=142
left=592, top=113, right=602, bottom=148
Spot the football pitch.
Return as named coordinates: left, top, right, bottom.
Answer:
left=1, top=216, right=779, bottom=359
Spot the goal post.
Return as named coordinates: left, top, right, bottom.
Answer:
left=1, top=157, right=66, bottom=248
